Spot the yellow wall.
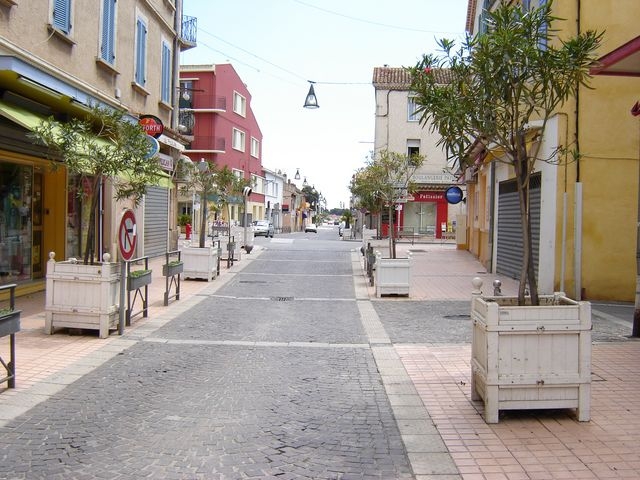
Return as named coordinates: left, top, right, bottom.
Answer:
left=552, top=0, right=640, bottom=300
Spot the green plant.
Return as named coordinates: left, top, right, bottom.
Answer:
left=166, top=260, right=183, bottom=267
left=128, top=269, right=151, bottom=278
left=177, top=214, right=192, bottom=227
left=408, top=0, right=601, bottom=304
left=0, top=308, right=13, bottom=316
left=350, top=150, right=424, bottom=258
left=31, top=105, right=162, bottom=265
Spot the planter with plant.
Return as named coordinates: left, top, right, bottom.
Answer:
left=0, top=283, right=20, bottom=389
left=350, top=150, right=424, bottom=297
left=127, top=269, right=153, bottom=291
left=178, top=160, right=251, bottom=279
left=409, top=1, right=601, bottom=422
left=162, top=259, right=184, bottom=277
left=32, top=105, right=163, bottom=338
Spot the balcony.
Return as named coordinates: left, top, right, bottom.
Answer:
left=180, top=15, right=197, bottom=51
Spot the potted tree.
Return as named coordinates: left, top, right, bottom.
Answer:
left=350, top=150, right=424, bottom=297
left=178, top=161, right=251, bottom=279
left=32, top=105, right=162, bottom=338
left=409, top=1, right=601, bottom=422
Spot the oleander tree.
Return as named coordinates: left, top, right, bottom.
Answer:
left=31, top=105, right=163, bottom=264
left=350, top=150, right=424, bottom=258
left=408, top=0, right=601, bottom=304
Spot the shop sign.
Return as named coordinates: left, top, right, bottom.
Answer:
left=139, top=114, right=164, bottom=138
left=444, top=186, right=464, bottom=204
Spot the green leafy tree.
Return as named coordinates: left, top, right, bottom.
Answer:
left=350, top=150, right=424, bottom=258
left=408, top=0, right=601, bottom=304
left=31, top=105, right=163, bottom=264
left=179, top=161, right=250, bottom=248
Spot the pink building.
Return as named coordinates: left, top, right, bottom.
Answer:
left=178, top=64, right=265, bottom=227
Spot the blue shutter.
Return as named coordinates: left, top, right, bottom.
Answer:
left=161, top=43, right=172, bottom=103
left=53, top=0, right=71, bottom=34
left=100, top=0, right=116, bottom=63
left=135, top=18, right=147, bottom=86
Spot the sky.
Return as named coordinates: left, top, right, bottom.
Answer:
left=181, top=0, right=469, bottom=209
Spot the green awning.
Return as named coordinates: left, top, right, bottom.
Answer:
left=0, top=99, right=49, bottom=130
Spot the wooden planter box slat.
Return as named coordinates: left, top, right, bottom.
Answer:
left=471, top=293, right=591, bottom=423
left=45, top=256, right=120, bottom=339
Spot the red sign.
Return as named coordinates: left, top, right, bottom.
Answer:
left=118, top=209, right=137, bottom=261
left=139, top=115, right=164, bottom=138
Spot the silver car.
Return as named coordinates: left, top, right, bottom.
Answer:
left=252, top=220, right=274, bottom=237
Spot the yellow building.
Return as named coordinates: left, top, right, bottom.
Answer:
left=0, top=1, right=196, bottom=295
left=465, top=0, right=640, bottom=301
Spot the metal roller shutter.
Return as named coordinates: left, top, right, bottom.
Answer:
left=144, top=185, right=169, bottom=258
left=496, top=173, right=541, bottom=280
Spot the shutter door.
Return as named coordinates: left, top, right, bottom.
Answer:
left=496, top=174, right=541, bottom=279
left=144, top=186, right=169, bottom=258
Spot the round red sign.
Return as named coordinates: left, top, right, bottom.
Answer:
left=139, top=115, right=164, bottom=139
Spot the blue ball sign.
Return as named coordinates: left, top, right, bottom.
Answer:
left=444, top=186, right=464, bottom=205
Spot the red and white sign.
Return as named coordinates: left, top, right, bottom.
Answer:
left=118, top=209, right=137, bottom=261
left=139, top=115, right=164, bottom=138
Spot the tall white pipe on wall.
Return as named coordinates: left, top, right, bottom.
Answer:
left=574, top=183, right=583, bottom=300
left=560, top=192, right=568, bottom=293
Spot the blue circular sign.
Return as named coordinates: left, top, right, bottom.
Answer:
left=144, top=135, right=160, bottom=159
left=444, top=186, right=464, bottom=204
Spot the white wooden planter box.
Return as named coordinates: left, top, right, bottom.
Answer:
left=375, top=253, right=411, bottom=297
left=470, top=293, right=591, bottom=423
left=180, top=244, right=218, bottom=281
left=45, top=252, right=120, bottom=339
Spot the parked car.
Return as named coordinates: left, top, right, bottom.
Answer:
left=253, top=220, right=274, bottom=237
left=305, top=223, right=317, bottom=233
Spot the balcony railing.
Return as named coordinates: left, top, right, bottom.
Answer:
left=180, top=15, right=197, bottom=50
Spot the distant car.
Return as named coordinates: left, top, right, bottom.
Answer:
left=253, top=220, right=274, bottom=237
left=305, top=223, right=317, bottom=233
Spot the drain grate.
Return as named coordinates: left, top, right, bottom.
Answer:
left=271, top=296, right=294, bottom=302
left=239, top=280, right=267, bottom=284
left=443, top=314, right=471, bottom=319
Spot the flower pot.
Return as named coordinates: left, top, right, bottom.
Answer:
left=45, top=252, right=120, bottom=339
left=162, top=262, right=184, bottom=277
left=127, top=270, right=152, bottom=291
left=470, top=292, right=591, bottom=423
left=374, top=253, right=411, bottom=297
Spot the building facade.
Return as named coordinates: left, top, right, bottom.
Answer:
left=0, top=0, right=195, bottom=294
left=465, top=0, right=640, bottom=301
left=372, top=67, right=464, bottom=240
left=178, top=64, right=264, bottom=231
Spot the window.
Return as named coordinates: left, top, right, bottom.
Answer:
left=407, top=96, right=419, bottom=122
left=251, top=137, right=259, bottom=158
left=99, top=0, right=116, bottom=64
left=134, top=15, right=148, bottom=87
left=232, top=128, right=245, bottom=151
left=51, top=0, right=72, bottom=34
left=407, top=139, right=420, bottom=158
left=233, top=92, right=246, bottom=116
left=232, top=168, right=244, bottom=179
left=161, top=40, right=172, bottom=104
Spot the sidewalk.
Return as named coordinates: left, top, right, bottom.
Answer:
left=1, top=241, right=639, bottom=479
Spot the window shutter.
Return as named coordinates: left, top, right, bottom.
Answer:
left=135, top=19, right=147, bottom=86
left=53, top=0, right=71, bottom=34
left=100, top=0, right=116, bottom=62
left=161, top=43, right=172, bottom=102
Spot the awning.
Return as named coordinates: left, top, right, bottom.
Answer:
left=591, top=35, right=640, bottom=77
left=0, top=98, right=48, bottom=130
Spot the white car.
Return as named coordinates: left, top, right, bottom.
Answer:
left=252, top=220, right=274, bottom=237
left=305, top=223, right=317, bottom=233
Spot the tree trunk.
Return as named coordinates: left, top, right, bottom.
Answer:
left=515, top=136, right=539, bottom=306
left=388, top=204, right=396, bottom=259
left=83, top=174, right=102, bottom=265
left=199, top=189, right=207, bottom=248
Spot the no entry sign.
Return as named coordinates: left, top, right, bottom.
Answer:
left=118, top=209, right=137, bottom=261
